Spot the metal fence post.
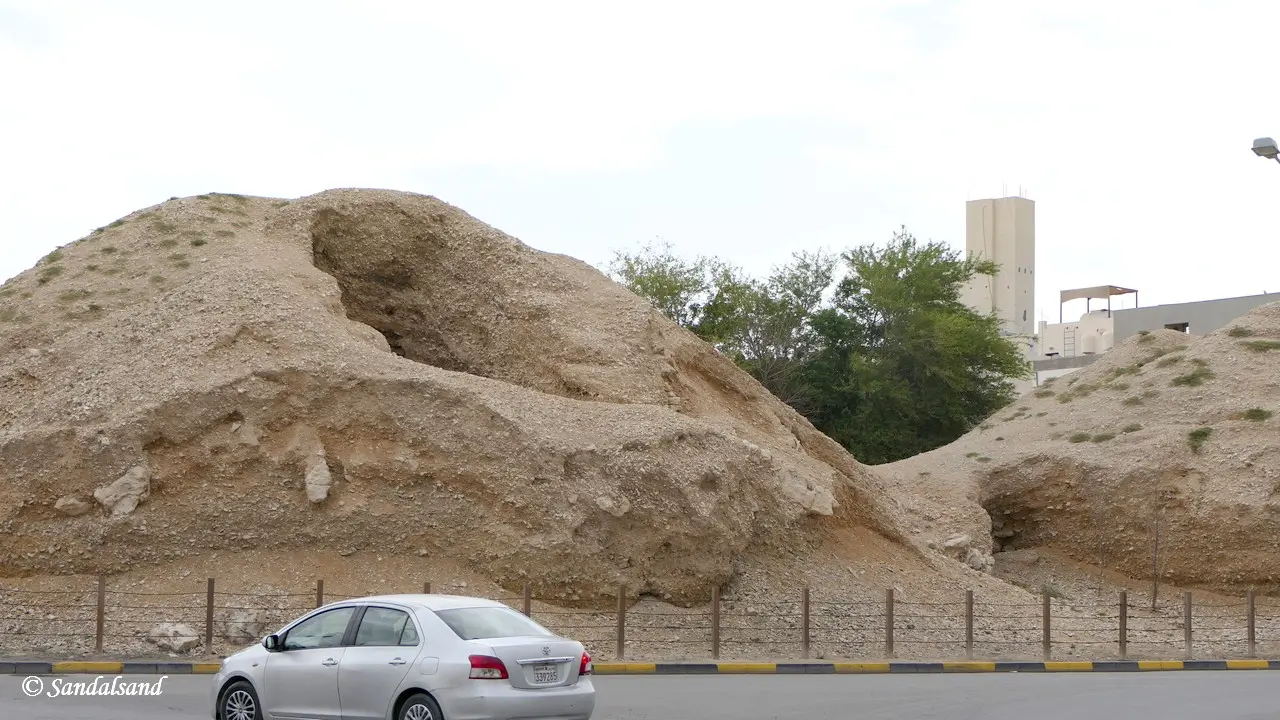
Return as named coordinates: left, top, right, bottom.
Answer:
left=801, top=587, right=811, bottom=660
left=710, top=586, right=721, bottom=660
left=1183, top=591, right=1193, bottom=659
left=1042, top=590, right=1051, bottom=661
left=315, top=578, right=324, bottom=608
left=206, top=578, right=215, bottom=652
left=616, top=584, right=626, bottom=661
left=965, top=590, right=974, bottom=660
left=522, top=584, right=532, bottom=616
left=1248, top=589, right=1257, bottom=658
left=1119, top=590, right=1128, bottom=660
left=423, top=581, right=431, bottom=594
left=885, top=588, right=895, bottom=659
left=95, top=575, right=106, bottom=653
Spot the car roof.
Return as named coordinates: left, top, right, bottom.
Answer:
left=322, top=593, right=511, bottom=612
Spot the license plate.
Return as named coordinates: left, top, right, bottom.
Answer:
left=532, top=664, right=558, bottom=683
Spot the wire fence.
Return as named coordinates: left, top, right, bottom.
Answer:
left=2, top=579, right=1278, bottom=661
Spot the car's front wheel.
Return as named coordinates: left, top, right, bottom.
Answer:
left=398, top=692, right=445, bottom=720
left=218, top=680, right=263, bottom=720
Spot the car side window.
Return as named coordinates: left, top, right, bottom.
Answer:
left=282, top=607, right=356, bottom=651
left=354, top=607, right=418, bottom=647
left=399, top=616, right=420, bottom=646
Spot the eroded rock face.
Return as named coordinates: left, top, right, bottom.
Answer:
left=888, top=310, right=1280, bottom=593
left=0, top=189, right=910, bottom=607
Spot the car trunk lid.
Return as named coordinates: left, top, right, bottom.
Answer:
left=474, top=636, right=584, bottom=689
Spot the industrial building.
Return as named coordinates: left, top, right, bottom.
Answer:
left=958, top=195, right=1278, bottom=391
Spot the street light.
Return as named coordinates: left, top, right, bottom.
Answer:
left=1253, top=137, right=1279, bottom=164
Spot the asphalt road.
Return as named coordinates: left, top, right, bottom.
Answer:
left=3, top=672, right=1280, bottom=719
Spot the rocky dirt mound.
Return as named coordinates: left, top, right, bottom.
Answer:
left=0, top=189, right=916, bottom=608
left=884, top=307, right=1280, bottom=594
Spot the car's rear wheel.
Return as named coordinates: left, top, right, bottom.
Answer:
left=219, top=680, right=262, bottom=720
left=399, top=692, right=444, bottom=720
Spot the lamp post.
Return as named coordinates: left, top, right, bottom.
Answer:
left=1253, top=137, right=1279, bottom=165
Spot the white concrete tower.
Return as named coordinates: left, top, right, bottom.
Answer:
left=960, top=196, right=1035, bottom=340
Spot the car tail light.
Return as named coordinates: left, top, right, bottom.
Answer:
left=468, top=655, right=509, bottom=680
left=579, top=651, right=592, bottom=676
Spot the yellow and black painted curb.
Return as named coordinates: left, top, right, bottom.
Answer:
left=4, top=659, right=1278, bottom=675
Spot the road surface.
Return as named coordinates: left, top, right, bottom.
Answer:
left=3, top=672, right=1279, bottom=719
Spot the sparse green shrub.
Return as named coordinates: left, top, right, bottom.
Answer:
left=1122, top=423, right=1142, bottom=433
left=1068, top=432, right=1091, bottom=443
left=159, top=238, right=178, bottom=248
left=1241, top=408, right=1273, bottom=422
left=965, top=451, right=980, bottom=458
left=58, top=289, right=91, bottom=302
left=1058, top=383, right=1098, bottom=403
left=1034, top=389, right=1055, bottom=398
left=994, top=436, right=1004, bottom=441
left=1188, top=426, right=1212, bottom=453
left=86, top=264, right=99, bottom=272
left=1091, top=432, right=1116, bottom=442
left=100, top=246, right=118, bottom=254
left=107, top=219, right=126, bottom=229
left=1156, top=354, right=1183, bottom=368
left=41, top=249, right=64, bottom=264
left=1172, top=364, right=1213, bottom=387
left=152, top=220, right=178, bottom=234
left=87, top=303, right=103, bottom=313
left=1137, top=330, right=1153, bottom=343
left=1112, top=382, right=1131, bottom=391
left=1042, top=583, right=1068, bottom=599
left=976, top=456, right=992, bottom=462
left=1227, top=326, right=1255, bottom=338
left=1035, top=411, right=1047, bottom=417
left=0, top=307, right=17, bottom=322
left=37, top=265, right=64, bottom=284
left=214, top=229, right=235, bottom=238
left=191, top=238, right=207, bottom=247
left=1241, top=340, right=1280, bottom=352
left=149, top=275, right=165, bottom=284
left=1122, top=396, right=1143, bottom=406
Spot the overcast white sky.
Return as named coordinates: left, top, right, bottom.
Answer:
left=2, top=0, right=1278, bottom=322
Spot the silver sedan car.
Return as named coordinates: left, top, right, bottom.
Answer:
left=209, top=593, right=595, bottom=720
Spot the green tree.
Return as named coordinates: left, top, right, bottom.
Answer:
left=804, top=228, right=1031, bottom=463
left=607, top=239, right=713, bottom=329
left=605, top=228, right=1030, bottom=464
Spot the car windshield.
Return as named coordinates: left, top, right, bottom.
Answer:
left=434, top=606, right=554, bottom=640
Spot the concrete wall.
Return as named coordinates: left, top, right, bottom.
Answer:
left=1113, top=293, right=1279, bottom=342
left=963, top=196, right=1035, bottom=338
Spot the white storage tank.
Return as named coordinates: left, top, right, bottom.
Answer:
left=1082, top=334, right=1099, bottom=354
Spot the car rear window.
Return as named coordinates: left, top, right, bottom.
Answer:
left=434, top=606, right=554, bottom=640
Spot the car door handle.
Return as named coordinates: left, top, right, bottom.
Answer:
left=389, top=658, right=406, bottom=666
left=322, top=658, right=338, bottom=666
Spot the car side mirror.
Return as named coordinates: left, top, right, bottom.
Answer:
left=262, top=634, right=281, bottom=651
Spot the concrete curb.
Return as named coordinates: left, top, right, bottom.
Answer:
left=4, top=659, right=1279, bottom=675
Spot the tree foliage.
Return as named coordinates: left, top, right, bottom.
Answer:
left=606, top=228, right=1031, bottom=465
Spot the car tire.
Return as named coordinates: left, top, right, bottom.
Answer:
left=398, top=692, right=445, bottom=720
left=218, top=680, right=263, bottom=720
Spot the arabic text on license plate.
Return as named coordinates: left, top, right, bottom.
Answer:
left=533, top=664, right=558, bottom=683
